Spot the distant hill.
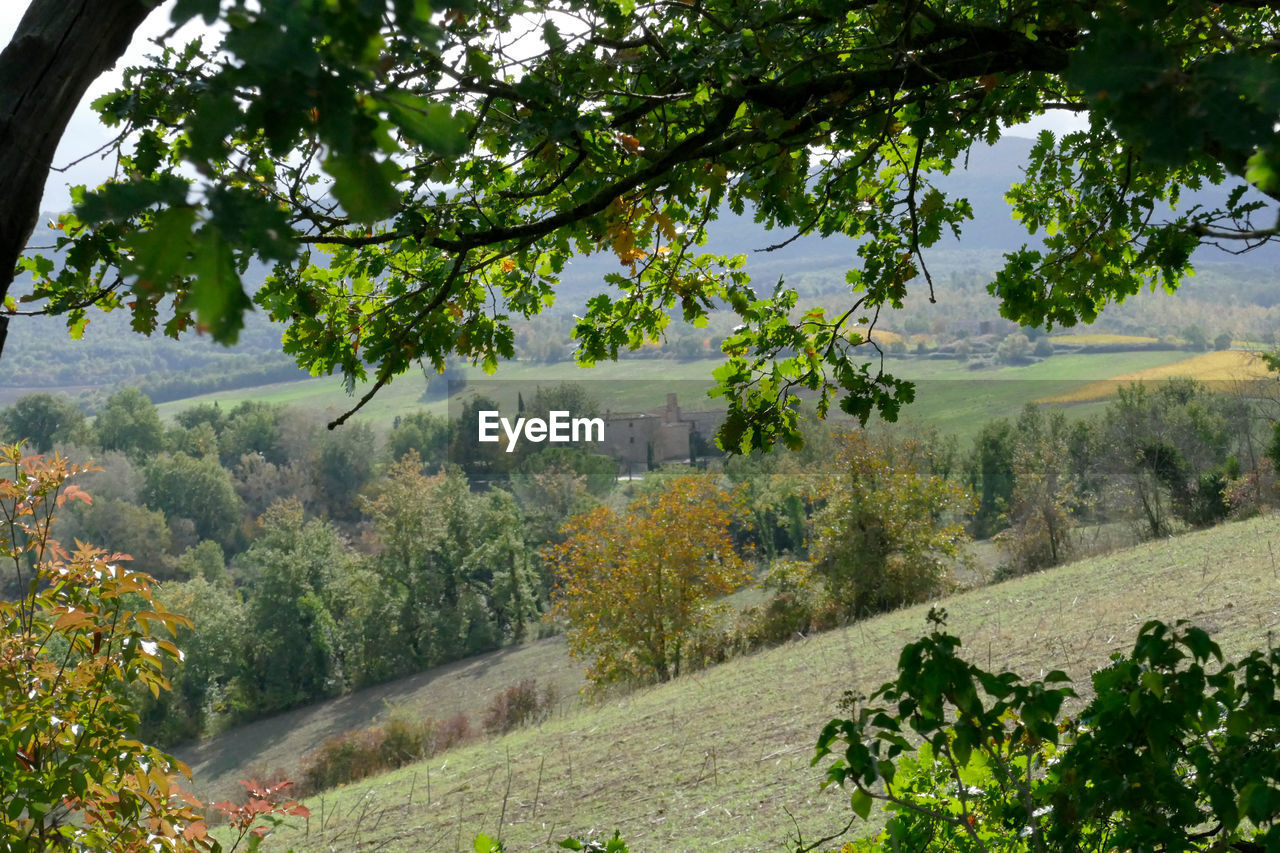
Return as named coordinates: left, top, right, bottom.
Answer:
left=5, top=136, right=1277, bottom=403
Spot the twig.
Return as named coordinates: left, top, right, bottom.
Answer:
left=498, top=747, right=513, bottom=843
left=532, top=755, right=545, bottom=820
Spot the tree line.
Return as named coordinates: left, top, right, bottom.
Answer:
left=1, top=373, right=1277, bottom=744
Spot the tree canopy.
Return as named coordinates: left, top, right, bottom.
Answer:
left=5, top=0, right=1280, bottom=448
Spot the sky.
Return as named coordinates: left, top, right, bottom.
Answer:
left=0, top=2, right=188, bottom=212
left=0, top=2, right=1088, bottom=213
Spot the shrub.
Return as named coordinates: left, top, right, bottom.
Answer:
left=736, top=560, right=825, bottom=649
left=300, top=711, right=476, bottom=795
left=809, top=610, right=1280, bottom=852
left=1226, top=459, right=1276, bottom=518
left=0, top=445, right=306, bottom=850
left=482, top=679, right=557, bottom=736
left=432, top=713, right=473, bottom=754
left=810, top=432, right=972, bottom=619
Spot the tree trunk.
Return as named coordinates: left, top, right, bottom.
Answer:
left=0, top=0, right=154, bottom=357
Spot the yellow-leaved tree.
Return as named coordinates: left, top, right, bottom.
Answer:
left=549, top=476, right=748, bottom=686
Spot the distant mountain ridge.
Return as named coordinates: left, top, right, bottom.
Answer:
left=6, top=136, right=1277, bottom=399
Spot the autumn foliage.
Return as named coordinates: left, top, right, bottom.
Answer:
left=0, top=445, right=305, bottom=850
left=548, top=476, right=749, bottom=685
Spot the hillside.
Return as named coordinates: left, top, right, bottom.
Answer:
left=197, top=514, right=1280, bottom=852
left=174, top=638, right=588, bottom=803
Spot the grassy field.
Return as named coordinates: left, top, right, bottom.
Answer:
left=1048, top=332, right=1159, bottom=345
left=880, top=349, right=1190, bottom=441
left=226, top=514, right=1280, bottom=852
left=153, top=359, right=728, bottom=432
left=1039, top=349, right=1273, bottom=404
left=153, top=350, right=1193, bottom=444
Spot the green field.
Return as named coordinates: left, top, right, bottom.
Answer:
left=153, top=359, right=726, bottom=432
left=864, top=350, right=1191, bottom=441
left=209, top=513, right=1280, bottom=852
left=153, top=350, right=1193, bottom=443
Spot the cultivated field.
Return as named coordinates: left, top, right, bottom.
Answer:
left=153, top=350, right=1195, bottom=443
left=229, top=514, right=1280, bottom=852
left=1049, top=332, right=1160, bottom=346
left=153, top=359, right=729, bottom=432
left=1039, top=349, right=1274, bottom=404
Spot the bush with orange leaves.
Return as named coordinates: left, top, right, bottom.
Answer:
left=548, top=475, right=750, bottom=686
left=0, top=445, right=306, bottom=851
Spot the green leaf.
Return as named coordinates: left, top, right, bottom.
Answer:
left=381, top=93, right=468, bottom=157
left=77, top=175, right=191, bottom=225
left=324, top=151, right=402, bottom=223
left=1139, top=670, right=1164, bottom=698
left=1246, top=150, right=1280, bottom=194
left=205, top=187, right=298, bottom=261
left=850, top=787, right=873, bottom=819
left=473, top=833, right=502, bottom=852
left=185, top=229, right=251, bottom=344
left=125, top=206, right=198, bottom=287
left=184, top=92, right=242, bottom=164
left=171, top=0, right=220, bottom=24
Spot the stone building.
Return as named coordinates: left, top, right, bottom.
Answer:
left=602, top=393, right=722, bottom=471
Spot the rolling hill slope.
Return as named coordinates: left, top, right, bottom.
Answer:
left=188, top=513, right=1280, bottom=852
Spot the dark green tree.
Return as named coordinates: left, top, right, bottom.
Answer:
left=997, top=404, right=1078, bottom=575
left=0, top=393, right=85, bottom=452
left=217, top=401, right=287, bottom=467
left=145, top=576, right=249, bottom=742
left=966, top=419, right=1015, bottom=540
left=386, top=410, right=453, bottom=468
left=469, top=489, right=542, bottom=643
left=172, top=402, right=227, bottom=434
left=1182, top=324, right=1210, bottom=352
left=313, top=420, right=377, bottom=522
left=1101, top=381, right=1231, bottom=537
left=174, top=539, right=227, bottom=585
left=237, top=499, right=348, bottom=713
left=61, top=497, right=175, bottom=579
left=362, top=454, right=519, bottom=670
left=453, top=394, right=512, bottom=485
left=143, top=451, right=243, bottom=549
left=93, top=388, right=165, bottom=461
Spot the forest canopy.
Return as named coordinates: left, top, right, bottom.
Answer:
left=5, top=0, right=1280, bottom=449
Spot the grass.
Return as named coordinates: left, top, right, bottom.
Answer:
left=1048, top=333, right=1159, bottom=345
left=236, top=514, right=1280, bottom=852
left=152, top=350, right=1194, bottom=445
left=174, top=638, right=588, bottom=803
left=153, top=374, right=450, bottom=428
left=153, top=359, right=728, bottom=433
left=876, top=350, right=1190, bottom=442
left=1038, top=350, right=1273, bottom=404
